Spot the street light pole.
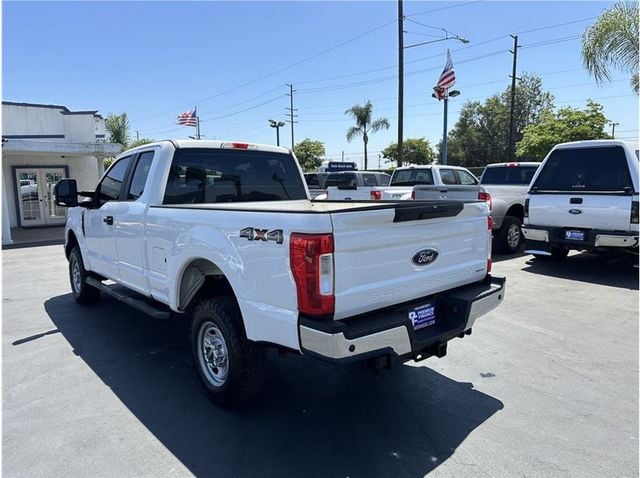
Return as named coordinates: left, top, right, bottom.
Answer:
left=397, top=0, right=404, bottom=168
left=610, top=121, right=619, bottom=139
left=435, top=89, right=460, bottom=165
left=269, top=119, right=286, bottom=146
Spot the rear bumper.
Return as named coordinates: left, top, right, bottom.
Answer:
left=299, top=275, right=505, bottom=363
left=523, top=225, right=638, bottom=251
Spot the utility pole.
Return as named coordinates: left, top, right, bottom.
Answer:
left=507, top=34, right=519, bottom=162
left=341, top=151, right=344, bottom=162
left=610, top=121, right=619, bottom=138
left=136, top=130, right=140, bottom=141
left=286, top=84, right=298, bottom=150
left=397, top=0, right=404, bottom=168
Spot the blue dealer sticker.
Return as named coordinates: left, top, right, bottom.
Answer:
left=408, top=303, right=436, bottom=330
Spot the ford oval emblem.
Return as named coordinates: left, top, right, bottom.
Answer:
left=569, top=209, right=583, bottom=215
left=412, top=248, right=439, bottom=266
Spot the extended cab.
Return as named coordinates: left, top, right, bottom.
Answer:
left=522, top=140, right=639, bottom=260
left=55, top=140, right=505, bottom=406
left=479, top=162, right=540, bottom=253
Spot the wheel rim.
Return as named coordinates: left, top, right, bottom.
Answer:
left=71, top=256, right=82, bottom=293
left=507, top=224, right=521, bottom=249
left=197, top=322, right=229, bottom=387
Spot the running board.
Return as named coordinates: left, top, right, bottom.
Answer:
left=525, top=250, right=551, bottom=256
left=86, top=277, right=171, bottom=320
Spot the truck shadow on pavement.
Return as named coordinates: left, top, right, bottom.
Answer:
left=44, top=293, right=504, bottom=478
left=521, top=251, right=639, bottom=290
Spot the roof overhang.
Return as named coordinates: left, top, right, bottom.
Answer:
left=2, top=139, right=121, bottom=158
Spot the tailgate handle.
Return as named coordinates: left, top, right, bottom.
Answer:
left=570, top=198, right=583, bottom=204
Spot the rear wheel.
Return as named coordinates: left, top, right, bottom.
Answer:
left=496, top=216, right=523, bottom=254
left=68, top=246, right=101, bottom=305
left=191, top=297, right=266, bottom=407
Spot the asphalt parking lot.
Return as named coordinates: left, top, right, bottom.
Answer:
left=3, top=245, right=638, bottom=477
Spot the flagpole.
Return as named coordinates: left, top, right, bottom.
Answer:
left=442, top=90, right=449, bottom=165
left=196, top=114, right=201, bottom=140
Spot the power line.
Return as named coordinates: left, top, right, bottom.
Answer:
left=407, top=0, right=484, bottom=18
left=514, top=16, right=597, bottom=35
left=520, top=35, right=581, bottom=49
left=132, top=18, right=397, bottom=123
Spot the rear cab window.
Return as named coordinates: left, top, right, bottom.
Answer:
left=532, top=146, right=633, bottom=192
left=325, top=173, right=357, bottom=188
left=481, top=165, right=539, bottom=185
left=390, top=169, right=434, bottom=186
left=440, top=169, right=458, bottom=185
left=163, top=148, right=307, bottom=204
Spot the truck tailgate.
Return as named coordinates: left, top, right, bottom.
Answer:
left=330, top=201, right=490, bottom=319
left=528, top=193, right=633, bottom=231
left=413, top=185, right=480, bottom=201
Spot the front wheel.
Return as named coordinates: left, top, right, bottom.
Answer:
left=68, top=246, right=101, bottom=305
left=191, top=297, right=266, bottom=407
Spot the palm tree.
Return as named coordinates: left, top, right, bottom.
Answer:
left=105, top=113, right=131, bottom=148
left=345, top=101, right=390, bottom=170
left=581, top=1, right=639, bottom=93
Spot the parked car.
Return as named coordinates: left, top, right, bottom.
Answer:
left=479, top=162, right=541, bottom=253
left=316, top=171, right=391, bottom=200
left=54, top=139, right=504, bottom=407
left=304, top=172, right=329, bottom=199
left=522, top=140, right=639, bottom=260
left=371, top=165, right=483, bottom=202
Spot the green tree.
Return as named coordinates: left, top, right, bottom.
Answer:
left=105, top=113, right=131, bottom=148
left=129, top=137, right=155, bottom=149
left=582, top=1, right=639, bottom=93
left=293, top=138, right=325, bottom=171
left=345, top=101, right=390, bottom=170
left=516, top=100, right=611, bottom=159
left=445, top=74, right=554, bottom=167
left=382, top=138, right=436, bottom=166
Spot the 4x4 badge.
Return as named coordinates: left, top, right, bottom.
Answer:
left=240, top=227, right=283, bottom=244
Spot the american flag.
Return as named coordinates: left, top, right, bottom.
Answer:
left=177, top=108, right=198, bottom=127
left=433, top=50, right=456, bottom=100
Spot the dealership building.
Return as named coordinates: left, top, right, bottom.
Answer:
left=2, top=101, right=121, bottom=245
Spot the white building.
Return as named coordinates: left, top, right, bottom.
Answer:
left=2, top=101, right=121, bottom=244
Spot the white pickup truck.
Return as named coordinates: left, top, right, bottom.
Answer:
left=523, top=140, right=639, bottom=260
left=371, top=165, right=486, bottom=202
left=54, top=140, right=505, bottom=407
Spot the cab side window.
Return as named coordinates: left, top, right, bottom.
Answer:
left=127, top=152, right=155, bottom=200
left=362, top=173, right=378, bottom=187
left=98, top=156, right=133, bottom=202
left=456, top=170, right=478, bottom=185
left=440, top=169, right=457, bottom=185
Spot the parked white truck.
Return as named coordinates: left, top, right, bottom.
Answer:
left=54, top=140, right=505, bottom=406
left=371, top=165, right=485, bottom=202
left=523, top=140, right=639, bottom=260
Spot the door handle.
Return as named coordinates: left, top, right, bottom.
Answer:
left=103, top=216, right=114, bottom=225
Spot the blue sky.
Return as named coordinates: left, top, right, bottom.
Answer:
left=4, top=1, right=638, bottom=168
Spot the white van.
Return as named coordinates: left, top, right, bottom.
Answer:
left=522, top=140, right=639, bottom=260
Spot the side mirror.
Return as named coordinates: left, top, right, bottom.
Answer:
left=53, top=179, right=78, bottom=207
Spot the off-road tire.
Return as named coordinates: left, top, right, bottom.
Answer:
left=496, top=216, right=523, bottom=254
left=68, top=246, right=101, bottom=305
left=191, top=297, right=266, bottom=408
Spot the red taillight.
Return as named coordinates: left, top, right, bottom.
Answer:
left=479, top=191, right=492, bottom=211
left=411, top=190, right=416, bottom=200
left=231, top=142, right=249, bottom=149
left=488, top=216, right=493, bottom=230
left=290, top=233, right=334, bottom=317
left=370, top=190, right=382, bottom=200
left=487, top=258, right=492, bottom=273
left=506, top=162, right=518, bottom=168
